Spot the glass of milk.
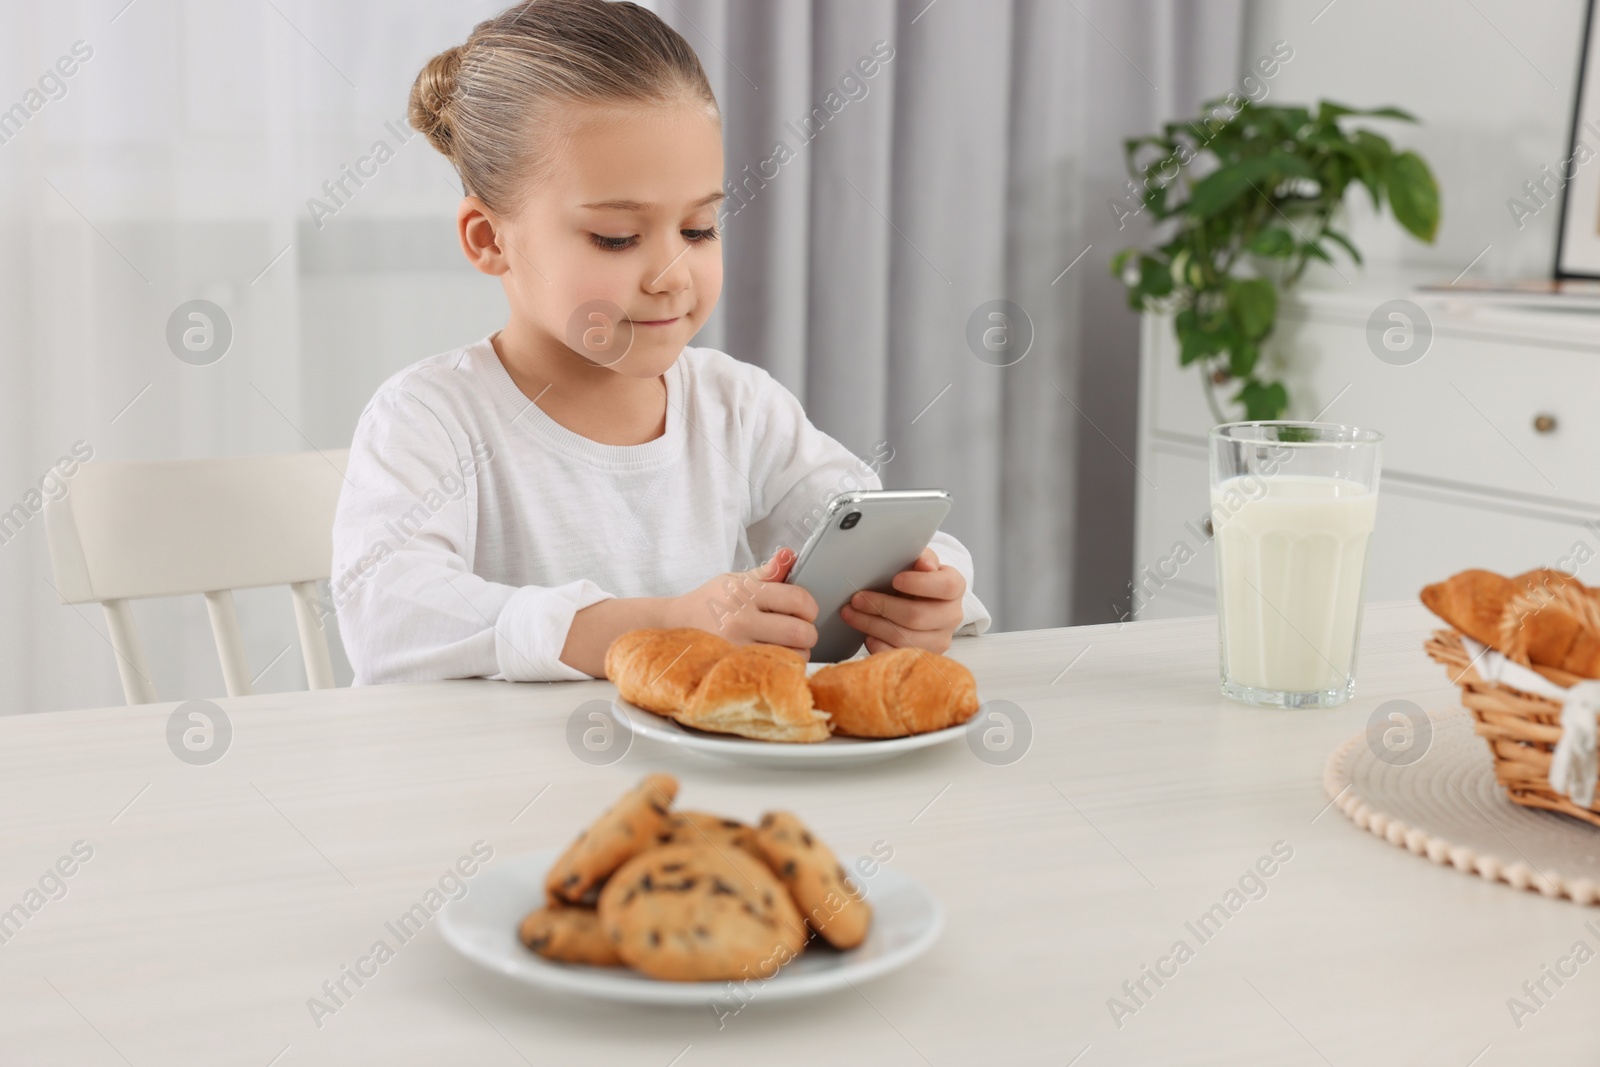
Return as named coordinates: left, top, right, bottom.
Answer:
left=1209, top=422, right=1382, bottom=709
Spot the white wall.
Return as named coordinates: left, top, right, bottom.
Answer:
left=1242, top=0, right=1589, bottom=283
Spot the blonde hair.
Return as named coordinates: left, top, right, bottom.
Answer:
left=408, top=0, right=719, bottom=216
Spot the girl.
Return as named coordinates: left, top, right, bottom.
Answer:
left=330, top=0, right=990, bottom=684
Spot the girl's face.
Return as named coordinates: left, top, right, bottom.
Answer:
left=483, top=100, right=725, bottom=380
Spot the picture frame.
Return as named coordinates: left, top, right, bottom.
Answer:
left=1555, top=0, right=1600, bottom=277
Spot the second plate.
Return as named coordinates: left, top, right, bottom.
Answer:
left=613, top=690, right=970, bottom=769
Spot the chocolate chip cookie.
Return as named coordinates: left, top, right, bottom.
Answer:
left=597, top=843, right=806, bottom=981
left=753, top=811, right=872, bottom=949
left=545, top=773, right=678, bottom=905
left=655, top=810, right=759, bottom=857
left=517, top=904, right=621, bottom=966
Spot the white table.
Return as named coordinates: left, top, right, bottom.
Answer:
left=1, top=602, right=1594, bottom=1065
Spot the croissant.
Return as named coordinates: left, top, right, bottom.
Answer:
left=606, top=629, right=830, bottom=743
left=1420, top=568, right=1600, bottom=679
left=603, top=628, right=733, bottom=716
left=1419, top=569, right=1513, bottom=648
left=808, top=647, right=980, bottom=737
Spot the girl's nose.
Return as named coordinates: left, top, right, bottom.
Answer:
left=644, top=241, right=694, bottom=294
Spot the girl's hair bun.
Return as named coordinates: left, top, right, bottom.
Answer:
left=408, top=0, right=718, bottom=214
left=408, top=45, right=464, bottom=159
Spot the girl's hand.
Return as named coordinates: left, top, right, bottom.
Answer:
left=839, top=547, right=966, bottom=654
left=662, top=547, right=819, bottom=655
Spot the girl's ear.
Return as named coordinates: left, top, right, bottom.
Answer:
left=457, top=195, right=509, bottom=276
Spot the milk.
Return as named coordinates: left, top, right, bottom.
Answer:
left=1212, top=475, right=1377, bottom=697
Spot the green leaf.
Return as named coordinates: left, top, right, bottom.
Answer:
left=1142, top=181, right=1169, bottom=216
left=1387, top=150, right=1440, bottom=242
left=1228, top=339, right=1259, bottom=379
left=1327, top=165, right=1356, bottom=206
left=1317, top=102, right=1418, bottom=125
left=1349, top=130, right=1394, bottom=209
left=1175, top=307, right=1200, bottom=365
left=1139, top=255, right=1174, bottom=297
left=1351, top=129, right=1394, bottom=163
left=1184, top=153, right=1318, bottom=219
left=1324, top=141, right=1379, bottom=209
left=1227, top=277, right=1277, bottom=340
left=1110, top=247, right=1137, bottom=279
left=1234, top=379, right=1289, bottom=420
left=1248, top=227, right=1296, bottom=257
left=1176, top=310, right=1229, bottom=367
left=1184, top=169, right=1253, bottom=220
left=1321, top=227, right=1363, bottom=265
left=1301, top=241, right=1335, bottom=265
left=1277, top=107, right=1313, bottom=137
left=1316, top=101, right=1359, bottom=124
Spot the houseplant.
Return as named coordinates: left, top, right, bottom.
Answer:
left=1111, top=98, right=1440, bottom=422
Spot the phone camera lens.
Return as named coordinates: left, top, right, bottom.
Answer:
left=840, top=511, right=862, bottom=530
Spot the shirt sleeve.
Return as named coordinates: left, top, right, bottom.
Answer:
left=330, top=387, right=615, bottom=684
left=741, top=372, right=992, bottom=637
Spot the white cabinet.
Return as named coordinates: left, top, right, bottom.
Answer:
left=1133, top=288, right=1600, bottom=621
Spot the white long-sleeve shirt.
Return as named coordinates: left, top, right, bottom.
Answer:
left=330, top=333, right=991, bottom=684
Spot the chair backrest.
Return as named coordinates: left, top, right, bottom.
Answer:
left=43, top=450, right=349, bottom=704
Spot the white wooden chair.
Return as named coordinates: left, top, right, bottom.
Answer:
left=43, top=451, right=349, bottom=705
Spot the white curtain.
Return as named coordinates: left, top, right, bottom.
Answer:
left=656, top=0, right=1244, bottom=628
left=0, top=0, right=1241, bottom=714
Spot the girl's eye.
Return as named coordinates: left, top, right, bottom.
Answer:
left=587, top=227, right=720, bottom=253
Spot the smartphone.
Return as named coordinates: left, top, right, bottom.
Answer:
left=784, top=489, right=952, bottom=663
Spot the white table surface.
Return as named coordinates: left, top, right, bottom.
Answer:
left=1, top=601, right=1595, bottom=1066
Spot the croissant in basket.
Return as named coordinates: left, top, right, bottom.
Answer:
left=1420, top=568, right=1600, bottom=679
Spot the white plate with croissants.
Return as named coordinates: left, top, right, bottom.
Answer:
left=438, top=774, right=944, bottom=1005
left=604, top=628, right=983, bottom=768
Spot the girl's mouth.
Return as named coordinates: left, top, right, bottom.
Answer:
left=629, top=317, right=680, bottom=327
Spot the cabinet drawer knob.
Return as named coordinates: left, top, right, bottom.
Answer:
left=1533, top=413, right=1558, bottom=434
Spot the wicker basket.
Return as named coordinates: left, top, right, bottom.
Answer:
left=1425, top=628, right=1600, bottom=828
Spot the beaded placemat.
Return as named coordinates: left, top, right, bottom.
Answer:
left=1325, top=709, right=1600, bottom=905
